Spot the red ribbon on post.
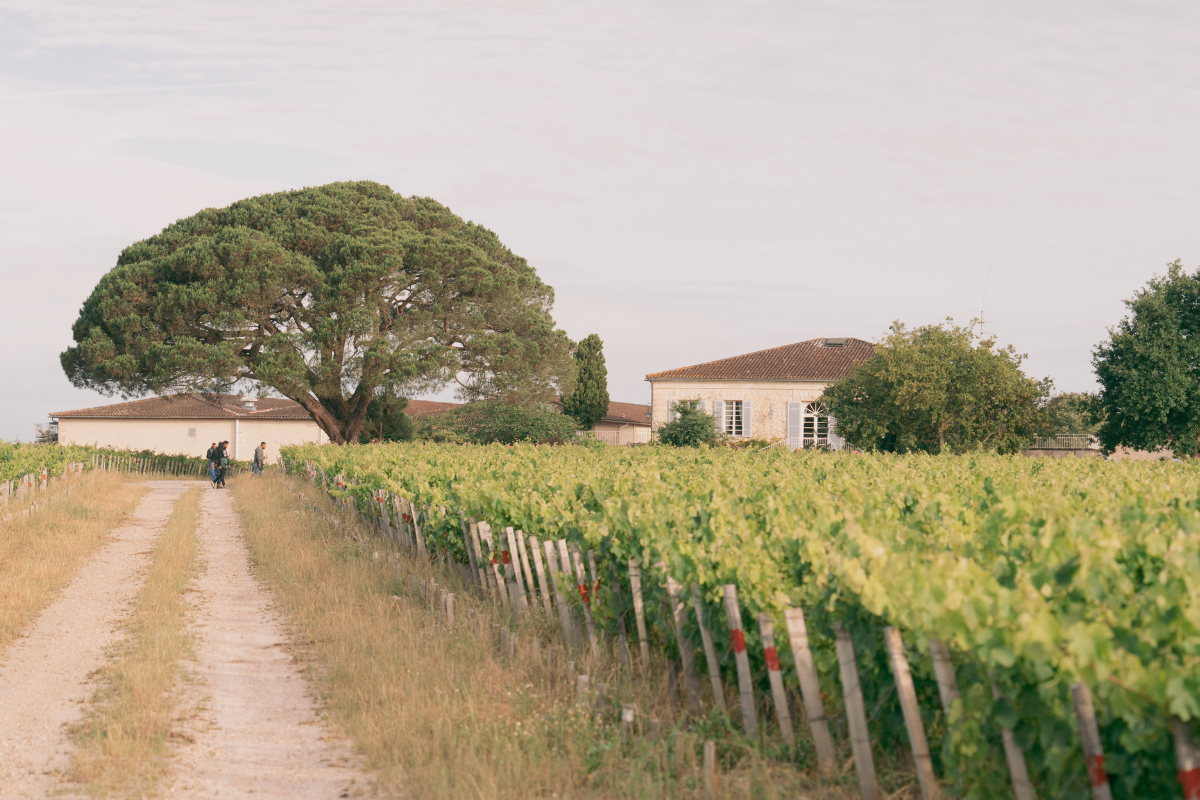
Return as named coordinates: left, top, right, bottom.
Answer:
left=764, top=645, right=781, bottom=672
left=731, top=629, right=747, bottom=654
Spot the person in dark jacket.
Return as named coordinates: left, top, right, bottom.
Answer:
left=216, top=441, right=229, bottom=488
left=206, top=443, right=218, bottom=486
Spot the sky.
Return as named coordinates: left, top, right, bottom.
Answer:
left=1, top=1, right=1198, bottom=441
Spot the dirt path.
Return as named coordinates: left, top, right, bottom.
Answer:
left=170, top=487, right=370, bottom=799
left=0, top=480, right=189, bottom=799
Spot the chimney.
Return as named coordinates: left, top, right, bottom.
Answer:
left=240, top=396, right=258, bottom=411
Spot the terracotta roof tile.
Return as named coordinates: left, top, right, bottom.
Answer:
left=52, top=393, right=314, bottom=421
left=601, top=401, right=651, bottom=425
left=645, top=338, right=875, bottom=381
left=405, top=399, right=461, bottom=419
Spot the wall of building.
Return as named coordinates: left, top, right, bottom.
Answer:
left=649, top=380, right=832, bottom=440
left=57, top=417, right=325, bottom=460
left=592, top=420, right=652, bottom=445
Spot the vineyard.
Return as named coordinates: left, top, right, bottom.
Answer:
left=1, top=441, right=226, bottom=508
left=280, top=442, right=1200, bottom=800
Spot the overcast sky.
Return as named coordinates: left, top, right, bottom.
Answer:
left=2, top=1, right=1198, bottom=441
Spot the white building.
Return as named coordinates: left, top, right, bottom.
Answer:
left=645, top=337, right=875, bottom=448
left=52, top=394, right=325, bottom=461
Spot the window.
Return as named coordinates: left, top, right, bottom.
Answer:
left=724, top=400, right=743, bottom=436
left=187, top=428, right=197, bottom=438
left=803, top=403, right=829, bottom=446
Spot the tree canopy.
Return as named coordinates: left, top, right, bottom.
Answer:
left=822, top=320, right=1050, bottom=454
left=61, top=181, right=576, bottom=444
left=1093, top=260, right=1200, bottom=456
left=561, top=333, right=609, bottom=429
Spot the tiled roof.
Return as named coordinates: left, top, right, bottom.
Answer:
left=52, top=393, right=314, bottom=421
left=646, top=338, right=875, bottom=381
left=405, top=399, right=461, bottom=419
left=601, top=401, right=651, bottom=426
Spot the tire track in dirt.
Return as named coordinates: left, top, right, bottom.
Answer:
left=170, top=487, right=370, bottom=799
left=0, top=480, right=190, bottom=799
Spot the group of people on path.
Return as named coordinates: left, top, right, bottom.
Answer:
left=204, top=441, right=268, bottom=488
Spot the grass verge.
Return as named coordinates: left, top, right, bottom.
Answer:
left=70, top=486, right=201, bottom=797
left=0, top=472, right=149, bottom=656
left=233, top=474, right=897, bottom=800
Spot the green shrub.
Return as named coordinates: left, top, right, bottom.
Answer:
left=655, top=400, right=719, bottom=447
left=418, top=401, right=579, bottom=445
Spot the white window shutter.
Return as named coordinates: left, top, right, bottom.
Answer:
left=712, top=399, right=725, bottom=432
left=743, top=400, right=753, bottom=438
left=829, top=414, right=845, bottom=450
left=668, top=399, right=677, bottom=423
left=694, top=398, right=706, bottom=414
left=787, top=401, right=802, bottom=447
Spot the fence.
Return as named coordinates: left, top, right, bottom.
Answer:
left=590, top=428, right=653, bottom=446
left=2, top=453, right=240, bottom=522
left=1029, top=434, right=1099, bottom=450
left=288, top=456, right=1200, bottom=800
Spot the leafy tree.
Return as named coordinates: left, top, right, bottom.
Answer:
left=1093, top=260, right=1200, bottom=456
left=656, top=400, right=718, bottom=447
left=822, top=320, right=1050, bottom=454
left=358, top=395, right=414, bottom=444
left=561, top=333, right=610, bottom=429
left=418, top=400, right=579, bottom=445
left=1041, top=392, right=1103, bottom=436
left=61, top=181, right=576, bottom=444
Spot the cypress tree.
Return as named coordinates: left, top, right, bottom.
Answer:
left=562, top=334, right=610, bottom=429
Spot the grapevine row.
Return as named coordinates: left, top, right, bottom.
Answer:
left=282, top=442, right=1200, bottom=799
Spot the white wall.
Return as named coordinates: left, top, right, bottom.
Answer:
left=57, top=417, right=325, bottom=460
left=649, top=380, right=832, bottom=440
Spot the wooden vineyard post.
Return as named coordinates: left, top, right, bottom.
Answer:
left=516, top=532, right=540, bottom=615
left=553, top=540, right=579, bottom=639
left=470, top=520, right=492, bottom=598
left=834, top=623, right=882, bottom=800
left=782, top=608, right=835, bottom=775
left=529, top=535, right=553, bottom=615
left=703, top=740, right=718, bottom=800
left=407, top=499, right=428, bottom=562
left=481, top=524, right=511, bottom=613
left=629, top=560, right=651, bottom=670
left=721, top=585, right=757, bottom=738
left=377, top=491, right=393, bottom=545
left=1071, top=683, right=1113, bottom=800
left=928, top=638, right=960, bottom=719
left=1173, top=718, right=1200, bottom=800
left=544, top=540, right=575, bottom=648
left=613, top=578, right=633, bottom=676
left=569, top=544, right=599, bottom=657
left=992, top=682, right=1036, bottom=800
left=665, top=574, right=702, bottom=716
left=691, top=584, right=727, bottom=714
left=445, top=593, right=456, bottom=627
left=505, top=528, right=530, bottom=615
left=883, top=627, right=941, bottom=800
left=757, top=613, right=794, bottom=746
left=460, top=513, right=480, bottom=589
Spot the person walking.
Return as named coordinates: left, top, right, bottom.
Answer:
left=253, top=442, right=267, bottom=475
left=206, top=442, right=219, bottom=487
left=216, top=441, right=229, bottom=488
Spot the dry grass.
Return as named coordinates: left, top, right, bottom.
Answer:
left=0, top=472, right=149, bottom=656
left=233, top=474, right=900, bottom=800
left=70, top=486, right=201, bottom=797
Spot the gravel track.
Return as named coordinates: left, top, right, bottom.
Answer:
left=169, top=486, right=370, bottom=799
left=0, top=480, right=189, bottom=798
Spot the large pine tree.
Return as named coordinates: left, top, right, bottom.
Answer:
left=561, top=334, right=610, bottom=429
